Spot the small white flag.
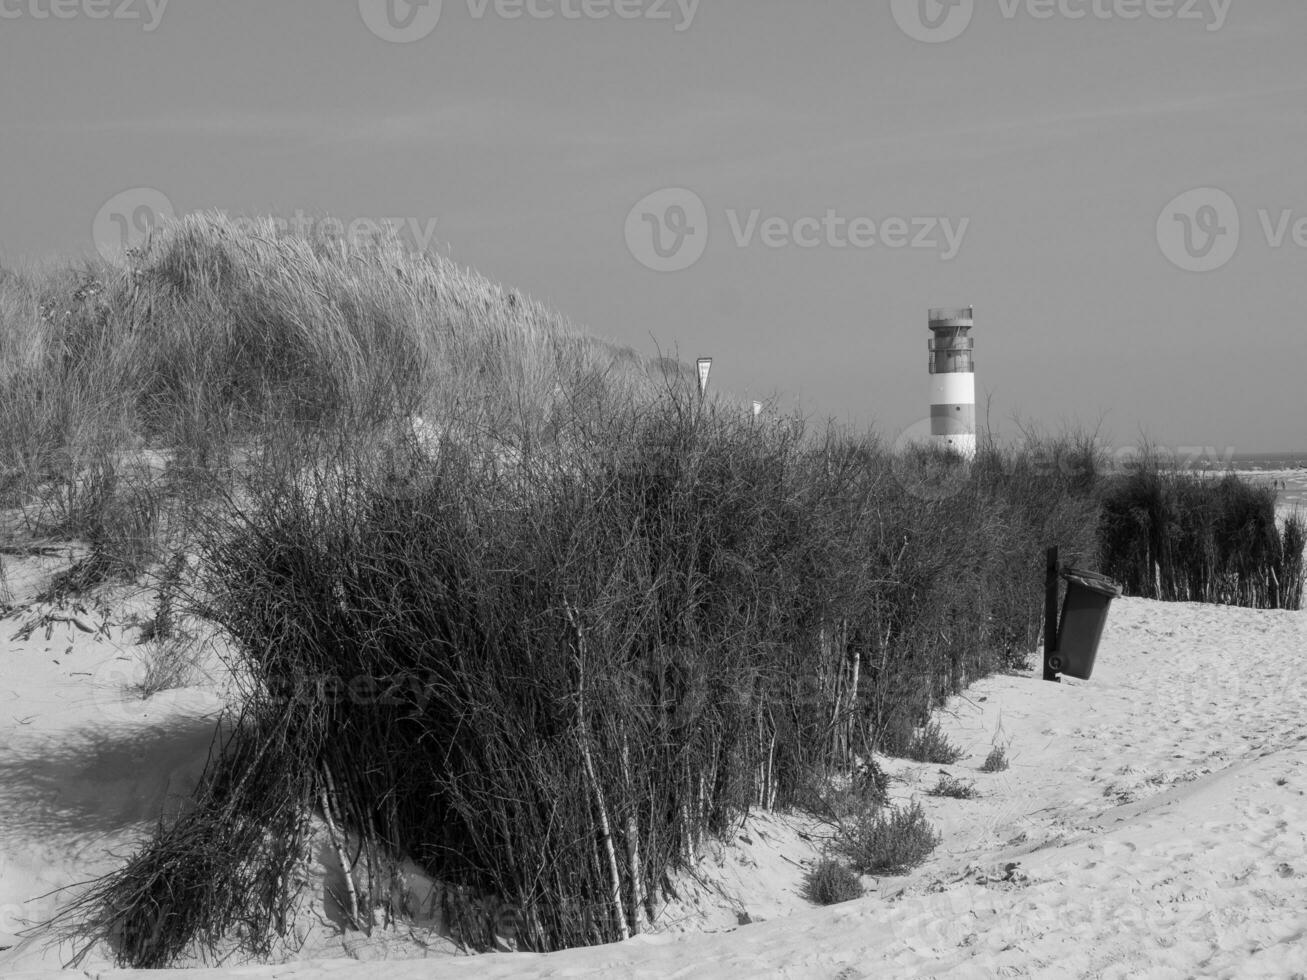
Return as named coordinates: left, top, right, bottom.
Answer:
left=697, top=357, right=713, bottom=396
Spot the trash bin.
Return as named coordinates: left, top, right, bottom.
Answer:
left=1049, top=568, right=1123, bottom=681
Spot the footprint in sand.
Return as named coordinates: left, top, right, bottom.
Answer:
left=1100, top=840, right=1137, bottom=860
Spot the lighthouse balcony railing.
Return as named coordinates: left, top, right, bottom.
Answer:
left=929, top=307, right=974, bottom=325
left=929, top=359, right=975, bottom=374
left=928, top=337, right=974, bottom=352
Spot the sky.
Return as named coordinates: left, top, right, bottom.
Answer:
left=1, top=0, right=1305, bottom=454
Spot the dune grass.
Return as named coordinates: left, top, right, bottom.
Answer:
left=0, top=212, right=679, bottom=568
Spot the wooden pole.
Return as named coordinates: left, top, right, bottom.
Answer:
left=1044, top=547, right=1061, bottom=683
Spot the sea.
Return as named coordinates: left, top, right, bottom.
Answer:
left=1185, top=451, right=1307, bottom=517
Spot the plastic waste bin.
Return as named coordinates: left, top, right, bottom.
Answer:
left=1049, top=568, right=1123, bottom=681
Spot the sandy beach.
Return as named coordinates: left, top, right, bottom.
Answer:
left=3, top=560, right=1305, bottom=978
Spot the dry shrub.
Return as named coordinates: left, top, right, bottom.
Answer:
left=803, top=858, right=863, bottom=905
left=63, top=400, right=1103, bottom=965
left=927, top=775, right=978, bottom=799
left=836, top=801, right=940, bottom=876
left=133, top=635, right=205, bottom=699
left=902, top=722, right=964, bottom=765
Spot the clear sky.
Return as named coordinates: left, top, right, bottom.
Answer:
left=2, top=0, right=1304, bottom=453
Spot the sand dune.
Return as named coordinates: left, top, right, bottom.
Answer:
left=2, top=578, right=1305, bottom=978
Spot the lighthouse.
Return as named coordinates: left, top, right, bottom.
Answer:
left=927, top=307, right=977, bottom=458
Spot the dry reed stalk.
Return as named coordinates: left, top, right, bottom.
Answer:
left=566, top=603, right=630, bottom=942
left=320, top=765, right=363, bottom=933
left=621, top=734, right=644, bottom=932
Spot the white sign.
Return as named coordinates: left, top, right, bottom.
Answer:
left=697, top=357, right=712, bottom=396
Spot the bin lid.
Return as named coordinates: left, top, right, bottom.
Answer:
left=1061, top=567, right=1124, bottom=598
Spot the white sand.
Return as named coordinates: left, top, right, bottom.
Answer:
left=2, top=553, right=1306, bottom=977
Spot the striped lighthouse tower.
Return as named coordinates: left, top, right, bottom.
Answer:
left=927, top=306, right=977, bottom=458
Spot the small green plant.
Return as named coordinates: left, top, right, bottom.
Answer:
left=803, top=857, right=864, bottom=906
left=903, top=722, right=964, bottom=765
left=979, top=745, right=1009, bottom=773
left=927, top=774, right=978, bottom=799
left=836, top=801, right=941, bottom=875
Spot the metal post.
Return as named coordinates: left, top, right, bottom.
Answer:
left=1044, top=546, right=1061, bottom=683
